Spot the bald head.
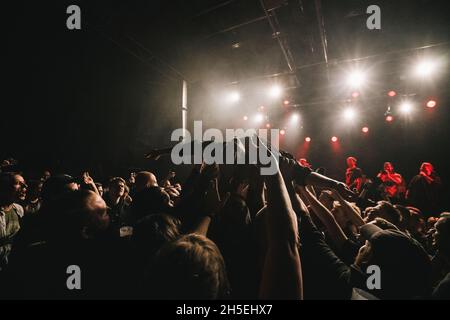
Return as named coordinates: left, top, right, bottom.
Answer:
left=135, top=171, right=158, bottom=191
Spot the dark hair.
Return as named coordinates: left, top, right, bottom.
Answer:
left=0, top=172, right=17, bottom=191
left=109, top=177, right=126, bottom=187
left=147, top=234, right=230, bottom=300
left=133, top=214, right=181, bottom=257
left=48, top=189, right=107, bottom=241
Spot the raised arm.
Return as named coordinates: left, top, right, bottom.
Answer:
left=297, top=186, right=348, bottom=251
left=329, top=189, right=365, bottom=228
left=256, top=139, right=303, bottom=300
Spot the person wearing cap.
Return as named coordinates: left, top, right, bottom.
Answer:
left=356, top=223, right=432, bottom=299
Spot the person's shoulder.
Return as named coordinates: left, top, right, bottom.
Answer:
left=12, top=203, right=24, bottom=218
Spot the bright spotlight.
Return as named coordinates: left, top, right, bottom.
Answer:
left=427, top=100, right=437, bottom=108
left=305, top=137, right=311, bottom=143
left=347, top=70, right=366, bottom=88
left=415, top=60, right=437, bottom=77
left=331, top=136, right=338, bottom=143
left=362, top=127, right=369, bottom=133
left=343, top=108, right=357, bottom=121
left=254, top=113, right=264, bottom=123
left=269, top=85, right=283, bottom=98
left=399, top=102, right=413, bottom=114
left=228, top=91, right=240, bottom=103
left=283, top=100, right=290, bottom=106
left=280, top=129, right=286, bottom=136
left=290, top=113, right=300, bottom=124
left=243, top=115, right=248, bottom=121
left=266, top=123, right=271, bottom=128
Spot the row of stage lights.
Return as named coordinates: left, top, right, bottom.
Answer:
left=232, top=57, right=442, bottom=140
left=241, top=96, right=438, bottom=131
left=225, top=57, right=443, bottom=104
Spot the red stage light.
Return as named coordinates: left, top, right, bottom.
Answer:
left=280, top=129, right=286, bottom=136
left=283, top=100, right=290, bottom=105
left=305, top=137, right=311, bottom=142
left=427, top=100, right=437, bottom=108
left=388, top=90, right=397, bottom=97
left=386, top=115, right=394, bottom=122
left=331, top=136, right=338, bottom=143
left=243, top=116, right=248, bottom=121
left=352, top=92, right=360, bottom=98
left=362, top=127, right=369, bottom=133
left=266, top=123, right=271, bottom=128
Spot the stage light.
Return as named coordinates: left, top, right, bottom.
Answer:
left=343, top=107, right=357, bottom=121
left=399, top=102, right=413, bottom=114
left=362, top=127, right=369, bottom=133
left=388, top=90, right=397, bottom=97
left=254, top=113, right=264, bottom=123
left=228, top=91, right=240, bottom=103
left=427, top=100, right=437, bottom=108
left=331, top=136, right=338, bottom=143
left=266, top=123, right=271, bottom=128
left=305, top=137, right=311, bottom=142
left=243, top=116, right=248, bottom=121
left=280, top=129, right=286, bottom=136
left=269, top=85, right=283, bottom=98
left=259, top=105, right=265, bottom=111
left=415, top=59, right=437, bottom=77
left=283, top=100, right=290, bottom=106
left=347, top=70, right=366, bottom=88
left=386, top=115, right=394, bottom=122
left=352, top=91, right=360, bottom=99
left=290, top=113, right=300, bottom=124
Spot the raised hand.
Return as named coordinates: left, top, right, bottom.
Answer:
left=82, top=172, right=94, bottom=185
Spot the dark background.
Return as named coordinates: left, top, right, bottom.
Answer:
left=2, top=0, right=449, bottom=206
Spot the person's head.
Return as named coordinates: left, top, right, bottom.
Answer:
left=147, top=234, right=229, bottom=299
left=347, top=157, right=357, bottom=168
left=432, top=213, right=450, bottom=260
left=41, top=174, right=79, bottom=203
left=355, top=224, right=431, bottom=299
left=95, top=183, right=103, bottom=197
left=384, top=162, right=394, bottom=173
left=407, top=210, right=426, bottom=236
left=135, top=171, right=158, bottom=192
left=108, top=177, right=126, bottom=199
left=26, top=179, right=43, bottom=201
left=420, top=162, right=434, bottom=176
left=132, top=187, right=174, bottom=221
left=41, top=170, right=51, bottom=182
left=365, top=201, right=402, bottom=228
left=0, top=172, right=27, bottom=205
left=133, top=213, right=181, bottom=257
left=49, top=189, right=110, bottom=241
